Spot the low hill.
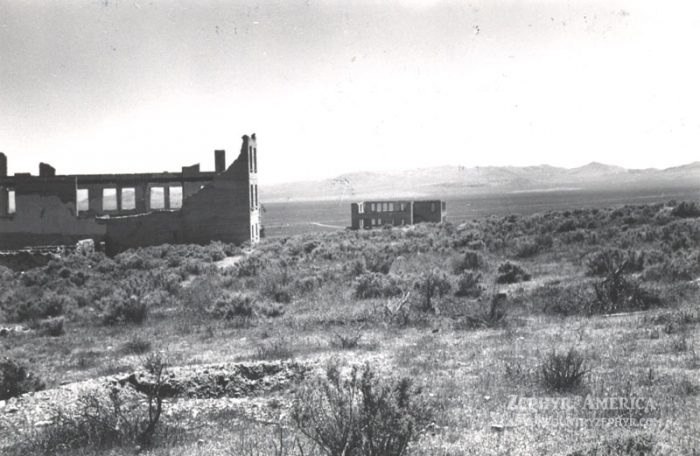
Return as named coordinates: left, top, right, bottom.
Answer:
left=261, top=162, right=700, bottom=202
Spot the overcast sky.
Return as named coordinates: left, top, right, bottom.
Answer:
left=1, top=0, right=699, bottom=184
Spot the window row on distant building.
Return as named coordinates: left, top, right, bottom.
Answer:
left=369, top=217, right=407, bottom=227
left=357, top=201, right=408, bottom=214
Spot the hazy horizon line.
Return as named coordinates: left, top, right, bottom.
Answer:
left=261, top=159, right=700, bottom=187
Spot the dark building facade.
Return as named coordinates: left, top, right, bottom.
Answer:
left=0, top=134, right=260, bottom=255
left=350, top=200, right=446, bottom=230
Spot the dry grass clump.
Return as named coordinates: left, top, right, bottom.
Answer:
left=566, top=434, right=657, bottom=456
left=253, top=339, right=295, bottom=361
left=330, top=332, right=362, bottom=350
left=539, top=347, right=588, bottom=392
left=120, top=334, right=152, bottom=355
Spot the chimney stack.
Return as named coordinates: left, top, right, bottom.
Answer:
left=215, top=150, right=226, bottom=173
left=0, top=153, right=6, bottom=177
left=39, top=162, right=56, bottom=177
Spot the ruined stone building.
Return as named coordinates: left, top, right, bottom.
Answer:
left=0, top=134, right=260, bottom=255
left=350, top=200, right=446, bottom=230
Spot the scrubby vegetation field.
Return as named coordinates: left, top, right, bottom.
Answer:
left=1, top=200, right=699, bottom=455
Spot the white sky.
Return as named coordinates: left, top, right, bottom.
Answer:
left=1, top=0, right=699, bottom=184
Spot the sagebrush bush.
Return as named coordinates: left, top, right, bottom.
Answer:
left=454, top=271, right=483, bottom=298
left=236, top=255, right=267, bottom=277
left=556, top=219, right=577, bottom=233
left=513, top=234, right=553, bottom=258
left=39, top=316, right=65, bottom=337
left=10, top=290, right=69, bottom=323
left=642, top=252, right=700, bottom=282
left=363, top=250, right=395, bottom=274
left=413, top=269, right=451, bottom=313
left=210, top=292, right=255, bottom=321
left=591, top=272, right=661, bottom=314
left=530, top=283, right=593, bottom=316
left=586, top=248, right=645, bottom=277
left=353, top=272, right=405, bottom=299
left=257, top=301, right=285, bottom=318
left=496, top=261, right=531, bottom=284
left=540, top=348, right=587, bottom=392
left=454, top=293, right=507, bottom=330
left=451, top=250, right=486, bottom=273
left=291, top=362, right=432, bottom=456
left=179, top=273, right=224, bottom=311
left=100, top=291, right=148, bottom=325
left=0, top=357, right=45, bottom=400
left=671, top=201, right=700, bottom=218
left=259, top=267, right=294, bottom=303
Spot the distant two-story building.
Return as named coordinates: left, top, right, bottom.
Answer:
left=350, top=200, right=446, bottom=230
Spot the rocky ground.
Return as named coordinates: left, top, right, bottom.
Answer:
left=0, top=360, right=308, bottom=451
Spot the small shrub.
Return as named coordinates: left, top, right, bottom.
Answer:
left=100, top=291, right=148, bottom=325
left=39, top=316, right=65, bottom=337
left=353, top=272, right=404, bottom=299
left=294, top=275, right=320, bottom=294
left=642, top=253, right=700, bottom=282
left=413, top=269, right=451, bottom=313
left=671, top=201, right=700, bottom=218
left=513, top=234, right=553, bottom=258
left=257, top=301, right=285, bottom=318
left=532, top=283, right=593, bottom=316
left=539, top=348, right=587, bottom=392
left=454, top=271, right=483, bottom=298
left=364, top=251, right=395, bottom=274
left=496, top=261, right=531, bottom=284
left=179, top=273, right=224, bottom=311
left=586, top=249, right=645, bottom=277
left=291, top=362, right=432, bottom=456
left=670, top=336, right=688, bottom=353
left=556, top=219, right=577, bottom=233
left=0, top=357, right=45, bottom=400
left=451, top=250, right=486, bottom=273
left=302, top=240, right=320, bottom=254
left=210, top=293, right=255, bottom=321
left=259, top=267, right=294, bottom=303
left=591, top=275, right=660, bottom=314
left=237, top=255, right=267, bottom=277
left=11, top=291, right=69, bottom=323
left=454, top=293, right=507, bottom=330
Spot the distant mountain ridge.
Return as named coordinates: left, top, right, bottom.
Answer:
left=261, top=162, right=700, bottom=203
